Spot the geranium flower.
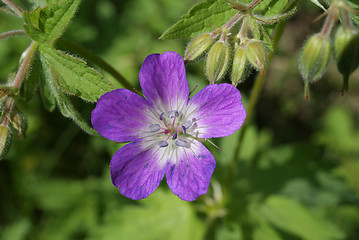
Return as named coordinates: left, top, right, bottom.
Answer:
left=91, top=51, right=246, bottom=201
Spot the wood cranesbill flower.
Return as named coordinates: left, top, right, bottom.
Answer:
left=91, top=52, right=246, bottom=201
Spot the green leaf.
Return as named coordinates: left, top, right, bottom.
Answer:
left=310, top=0, right=327, bottom=11
left=26, top=178, right=100, bottom=240
left=258, top=195, right=344, bottom=240
left=160, top=0, right=293, bottom=40
left=315, top=106, right=359, bottom=154
left=88, top=190, right=205, bottom=240
left=39, top=44, right=114, bottom=102
left=0, top=219, right=31, bottom=240
left=39, top=55, right=98, bottom=135
left=160, top=0, right=237, bottom=39
left=39, top=65, right=56, bottom=112
left=215, top=223, right=243, bottom=240
left=23, top=0, right=81, bottom=44
left=253, top=223, right=282, bottom=240
left=254, top=0, right=289, bottom=18
left=43, top=0, right=81, bottom=43
left=347, top=0, right=359, bottom=25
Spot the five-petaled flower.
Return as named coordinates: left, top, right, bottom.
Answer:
left=91, top=51, right=246, bottom=201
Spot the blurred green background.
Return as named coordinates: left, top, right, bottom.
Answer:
left=0, top=0, right=358, bottom=239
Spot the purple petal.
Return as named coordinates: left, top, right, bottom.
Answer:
left=186, top=83, right=246, bottom=138
left=91, top=89, right=153, bottom=142
left=139, top=52, right=189, bottom=112
left=110, top=142, right=167, bottom=200
left=166, top=140, right=216, bottom=201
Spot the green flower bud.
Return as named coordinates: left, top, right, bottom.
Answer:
left=11, top=111, right=27, bottom=139
left=231, top=46, right=248, bottom=86
left=334, top=26, right=359, bottom=93
left=184, top=33, right=215, bottom=63
left=299, top=33, right=331, bottom=100
left=245, top=40, right=266, bottom=70
left=299, top=33, right=331, bottom=83
left=0, top=125, right=12, bottom=160
left=206, top=40, right=230, bottom=84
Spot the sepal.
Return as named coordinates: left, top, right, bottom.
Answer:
left=185, top=33, right=216, bottom=63
left=0, top=125, right=12, bottom=160
left=206, top=40, right=230, bottom=83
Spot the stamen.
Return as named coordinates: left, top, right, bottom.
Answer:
left=168, top=110, right=179, bottom=118
left=175, top=139, right=188, bottom=147
left=173, top=132, right=177, bottom=140
left=182, top=125, right=186, bottom=134
left=148, top=124, right=160, bottom=132
left=159, top=112, right=169, bottom=128
left=158, top=141, right=168, bottom=148
left=182, top=120, right=192, bottom=129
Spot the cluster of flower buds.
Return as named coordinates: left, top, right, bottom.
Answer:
left=184, top=1, right=293, bottom=86
left=0, top=77, right=28, bottom=159
left=299, top=0, right=359, bottom=99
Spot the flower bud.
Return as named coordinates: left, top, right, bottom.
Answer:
left=206, top=40, right=230, bottom=83
left=0, top=125, right=12, bottom=160
left=299, top=33, right=331, bottom=83
left=11, top=110, right=27, bottom=139
left=184, top=33, right=215, bottom=62
left=245, top=40, right=266, bottom=70
left=231, top=46, right=248, bottom=86
left=334, top=26, right=359, bottom=93
left=299, top=33, right=331, bottom=100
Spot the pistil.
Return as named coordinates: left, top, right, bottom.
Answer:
left=152, top=110, right=191, bottom=148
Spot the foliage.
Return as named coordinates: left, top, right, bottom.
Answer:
left=0, top=0, right=359, bottom=240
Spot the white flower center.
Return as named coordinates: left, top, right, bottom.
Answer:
left=148, top=110, right=192, bottom=148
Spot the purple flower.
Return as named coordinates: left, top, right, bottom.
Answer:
left=91, top=52, right=246, bottom=201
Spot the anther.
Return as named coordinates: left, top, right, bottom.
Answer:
left=159, top=113, right=164, bottom=120
left=158, top=141, right=168, bottom=148
left=182, top=125, right=186, bottom=134
left=168, top=110, right=179, bottom=118
left=175, top=139, right=188, bottom=147
left=148, top=124, right=160, bottom=132
left=182, top=120, right=192, bottom=129
left=173, top=132, right=177, bottom=140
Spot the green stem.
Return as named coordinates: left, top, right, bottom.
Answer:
left=239, top=16, right=249, bottom=39
left=339, top=7, right=352, bottom=29
left=0, top=30, right=26, bottom=40
left=248, top=0, right=262, bottom=9
left=14, top=41, right=38, bottom=89
left=1, top=0, right=23, bottom=17
left=56, top=38, right=134, bottom=91
left=223, top=20, right=287, bottom=201
left=0, top=6, right=18, bottom=16
left=1, top=41, right=37, bottom=126
left=223, top=13, right=243, bottom=31
left=320, top=5, right=338, bottom=37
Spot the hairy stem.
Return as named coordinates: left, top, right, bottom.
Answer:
left=248, top=0, right=262, bottom=9
left=0, top=6, right=18, bottom=16
left=239, top=16, right=249, bottom=39
left=223, top=13, right=243, bottom=31
left=340, top=7, right=352, bottom=29
left=320, top=5, right=338, bottom=37
left=13, top=41, right=38, bottom=89
left=0, top=30, right=26, bottom=40
left=223, top=20, right=287, bottom=201
left=57, top=38, right=134, bottom=91
left=1, top=0, right=23, bottom=17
